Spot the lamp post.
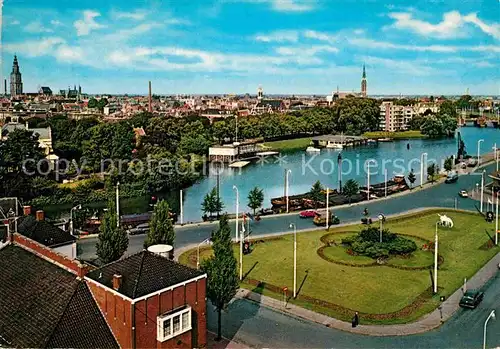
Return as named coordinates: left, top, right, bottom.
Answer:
left=337, top=152, right=343, bottom=193
left=477, top=139, right=484, bottom=166
left=289, top=223, right=297, bottom=298
left=286, top=169, right=292, bottom=213
left=434, top=221, right=439, bottom=294
left=70, top=204, right=82, bottom=236
left=420, top=153, right=428, bottom=187
left=384, top=169, right=388, bottom=198
left=495, top=192, right=498, bottom=246
left=494, top=143, right=499, bottom=172
left=378, top=214, right=385, bottom=243
left=483, top=310, right=496, bottom=349
left=481, top=170, right=485, bottom=213
left=366, top=159, right=377, bottom=201
left=326, top=188, right=329, bottom=229
left=233, top=185, right=239, bottom=242
left=196, top=238, right=211, bottom=270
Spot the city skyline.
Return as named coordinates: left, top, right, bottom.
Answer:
left=1, top=0, right=499, bottom=95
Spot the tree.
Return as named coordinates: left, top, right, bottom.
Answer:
left=144, top=200, right=175, bottom=248
left=408, top=171, right=416, bottom=189
left=201, top=187, right=224, bottom=219
left=201, top=215, right=239, bottom=341
left=88, top=98, right=98, bottom=109
left=95, top=204, right=129, bottom=264
left=247, top=186, right=264, bottom=215
left=309, top=180, right=324, bottom=208
left=444, top=156, right=453, bottom=173
left=342, top=179, right=359, bottom=203
left=427, top=163, right=437, bottom=183
left=97, top=98, right=108, bottom=112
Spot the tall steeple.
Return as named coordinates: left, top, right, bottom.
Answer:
left=10, top=55, right=23, bottom=97
left=361, top=64, right=367, bottom=98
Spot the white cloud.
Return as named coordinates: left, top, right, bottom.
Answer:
left=275, top=45, right=338, bottom=56
left=348, top=38, right=457, bottom=52
left=4, top=37, right=66, bottom=57
left=463, top=13, right=500, bottom=40
left=303, top=30, right=336, bottom=42
left=255, top=30, right=299, bottom=42
left=25, top=21, right=54, bottom=33
left=241, top=0, right=316, bottom=13
left=51, top=20, right=63, bottom=26
left=9, top=20, right=20, bottom=26
left=113, top=10, right=148, bottom=20
left=102, top=22, right=162, bottom=42
left=74, top=10, right=106, bottom=36
left=387, top=10, right=500, bottom=39
left=361, top=56, right=439, bottom=76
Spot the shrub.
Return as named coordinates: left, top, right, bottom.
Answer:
left=341, top=236, right=356, bottom=246
left=359, top=227, right=396, bottom=243
left=389, top=237, right=417, bottom=255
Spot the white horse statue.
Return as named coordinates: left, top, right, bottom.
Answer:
left=437, top=214, right=454, bottom=228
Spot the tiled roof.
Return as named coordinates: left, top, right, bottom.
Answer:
left=0, top=244, right=118, bottom=349
left=17, top=215, right=76, bottom=247
left=87, top=251, right=205, bottom=299
left=47, top=282, right=119, bottom=349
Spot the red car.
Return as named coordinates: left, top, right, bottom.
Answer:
left=300, top=210, right=317, bottom=218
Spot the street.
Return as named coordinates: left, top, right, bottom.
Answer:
left=78, top=162, right=497, bottom=261
left=207, top=271, right=500, bottom=348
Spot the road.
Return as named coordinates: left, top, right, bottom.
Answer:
left=78, top=162, right=497, bottom=261
left=207, top=272, right=500, bottom=348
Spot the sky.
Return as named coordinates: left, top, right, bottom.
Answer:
left=1, top=0, right=499, bottom=95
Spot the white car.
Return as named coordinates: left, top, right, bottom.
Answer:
left=458, top=190, right=468, bottom=198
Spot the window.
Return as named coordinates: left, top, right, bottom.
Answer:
left=157, top=307, right=192, bottom=342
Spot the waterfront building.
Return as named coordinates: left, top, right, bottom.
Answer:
left=379, top=101, right=416, bottom=132
left=9, top=55, right=23, bottom=97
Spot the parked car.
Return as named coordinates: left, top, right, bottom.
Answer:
left=458, top=190, right=468, bottom=198
left=127, top=223, right=150, bottom=235
left=300, top=210, right=317, bottom=218
left=459, top=290, right=484, bottom=309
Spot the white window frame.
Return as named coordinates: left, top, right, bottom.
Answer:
left=157, top=307, right=192, bottom=342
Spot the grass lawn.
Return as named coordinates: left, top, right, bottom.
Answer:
left=180, top=209, right=499, bottom=324
left=363, top=130, right=425, bottom=139
left=263, top=137, right=312, bottom=152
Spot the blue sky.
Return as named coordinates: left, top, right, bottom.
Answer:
left=1, top=0, right=499, bottom=95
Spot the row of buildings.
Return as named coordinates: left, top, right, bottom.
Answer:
left=0, top=206, right=208, bottom=348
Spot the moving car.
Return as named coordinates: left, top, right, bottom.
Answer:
left=458, top=190, right=468, bottom=198
left=445, top=171, right=458, bottom=183
left=459, top=290, right=484, bottom=309
left=300, top=210, right=317, bottom=218
left=127, top=223, right=150, bottom=235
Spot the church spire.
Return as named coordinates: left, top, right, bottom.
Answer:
left=361, top=64, right=367, bottom=98
left=362, top=64, right=366, bottom=79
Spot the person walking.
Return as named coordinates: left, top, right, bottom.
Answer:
left=352, top=311, right=359, bottom=328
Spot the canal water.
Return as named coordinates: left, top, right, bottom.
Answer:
left=43, top=127, right=498, bottom=222
left=180, top=127, right=499, bottom=222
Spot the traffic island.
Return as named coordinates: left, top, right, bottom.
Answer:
left=179, top=208, right=499, bottom=325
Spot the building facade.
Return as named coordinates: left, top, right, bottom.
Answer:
left=379, top=101, right=416, bottom=132
left=10, top=56, right=23, bottom=97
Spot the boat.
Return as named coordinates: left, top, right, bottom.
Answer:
left=306, top=146, right=321, bottom=153
left=378, top=138, right=393, bottom=142
left=445, top=171, right=458, bottom=184
left=326, top=143, right=343, bottom=150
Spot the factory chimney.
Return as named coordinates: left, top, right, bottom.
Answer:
left=4, top=79, right=6, bottom=96
left=148, top=81, right=152, bottom=113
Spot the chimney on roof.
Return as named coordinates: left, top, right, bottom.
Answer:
left=35, top=210, right=44, bottom=221
left=23, top=206, right=31, bottom=216
left=148, top=81, right=152, bottom=113
left=112, top=274, right=122, bottom=290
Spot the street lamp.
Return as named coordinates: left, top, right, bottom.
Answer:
left=366, top=159, right=377, bottom=201
left=70, top=204, right=82, bottom=236
left=286, top=169, right=292, bottom=213
left=434, top=221, right=439, bottom=294
left=378, top=214, right=385, bottom=243
left=196, top=237, right=211, bottom=270
left=233, top=185, right=243, bottom=281
left=420, top=153, right=428, bottom=187
left=481, top=170, right=485, bottom=213
left=289, top=223, right=297, bottom=298
left=384, top=169, right=388, bottom=198
left=494, top=143, right=499, bottom=172
left=233, top=185, right=239, bottom=242
left=477, top=139, right=484, bottom=166
left=483, top=310, right=496, bottom=349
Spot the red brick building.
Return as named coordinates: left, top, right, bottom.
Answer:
left=85, top=251, right=208, bottom=349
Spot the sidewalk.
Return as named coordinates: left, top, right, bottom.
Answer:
left=206, top=331, right=251, bottom=349
left=235, top=252, right=500, bottom=336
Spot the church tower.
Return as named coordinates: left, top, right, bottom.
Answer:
left=10, top=55, right=23, bottom=97
left=361, top=64, right=367, bottom=98
left=257, top=86, right=263, bottom=101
